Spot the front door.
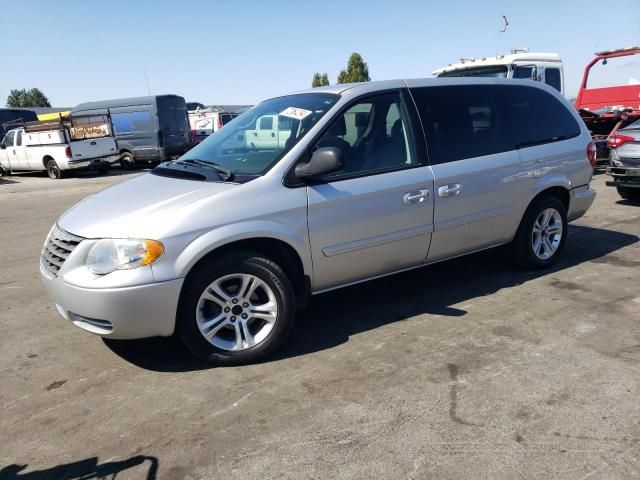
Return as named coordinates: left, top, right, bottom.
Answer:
left=1, top=130, right=24, bottom=170
left=306, top=91, right=434, bottom=291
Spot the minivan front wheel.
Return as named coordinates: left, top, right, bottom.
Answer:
left=177, top=252, right=295, bottom=365
left=512, top=196, right=567, bottom=269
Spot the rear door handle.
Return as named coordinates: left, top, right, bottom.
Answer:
left=403, top=189, right=430, bottom=205
left=438, top=184, right=461, bottom=197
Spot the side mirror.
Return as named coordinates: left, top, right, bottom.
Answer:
left=295, top=147, right=344, bottom=181
left=0, top=143, right=5, bottom=150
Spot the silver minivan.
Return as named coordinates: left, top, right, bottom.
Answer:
left=41, top=78, right=596, bottom=365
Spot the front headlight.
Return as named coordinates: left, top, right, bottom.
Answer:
left=87, top=239, right=164, bottom=275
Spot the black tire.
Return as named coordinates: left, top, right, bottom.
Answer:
left=617, top=186, right=640, bottom=200
left=46, top=158, right=63, bottom=179
left=0, top=166, right=7, bottom=177
left=512, top=196, right=568, bottom=269
left=177, top=252, right=296, bottom=366
left=120, top=152, right=135, bottom=170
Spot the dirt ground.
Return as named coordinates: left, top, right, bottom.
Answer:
left=1, top=170, right=639, bottom=479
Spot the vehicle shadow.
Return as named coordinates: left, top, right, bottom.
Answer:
left=616, top=199, right=640, bottom=206
left=0, top=455, right=159, bottom=480
left=0, top=177, right=19, bottom=185
left=104, top=224, right=638, bottom=372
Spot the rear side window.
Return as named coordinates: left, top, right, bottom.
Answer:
left=545, top=68, right=562, bottom=92
left=410, top=85, right=514, bottom=164
left=503, top=85, right=580, bottom=147
left=15, top=130, right=22, bottom=146
left=111, top=111, right=153, bottom=134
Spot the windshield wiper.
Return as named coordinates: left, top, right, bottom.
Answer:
left=176, top=159, right=235, bottom=181
left=515, top=135, right=573, bottom=149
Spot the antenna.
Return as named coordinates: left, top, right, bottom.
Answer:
left=496, top=15, right=509, bottom=57
left=142, top=68, right=152, bottom=96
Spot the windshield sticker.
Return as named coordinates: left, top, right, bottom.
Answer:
left=279, top=107, right=312, bottom=120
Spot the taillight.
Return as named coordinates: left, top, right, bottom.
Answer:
left=608, top=134, right=635, bottom=148
left=217, top=117, right=223, bottom=130
left=587, top=141, right=596, bottom=167
left=65, top=146, right=72, bottom=158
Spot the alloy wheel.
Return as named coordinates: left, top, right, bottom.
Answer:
left=195, top=273, right=278, bottom=351
left=531, top=207, right=563, bottom=260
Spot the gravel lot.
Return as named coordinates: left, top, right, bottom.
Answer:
left=1, top=170, right=639, bottom=479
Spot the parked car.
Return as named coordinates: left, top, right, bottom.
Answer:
left=71, top=95, right=190, bottom=168
left=0, top=116, right=119, bottom=179
left=606, top=119, right=640, bottom=199
left=188, top=108, right=238, bottom=145
left=40, top=78, right=595, bottom=365
left=0, top=108, right=38, bottom=142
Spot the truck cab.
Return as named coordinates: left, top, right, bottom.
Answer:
left=433, top=49, right=564, bottom=95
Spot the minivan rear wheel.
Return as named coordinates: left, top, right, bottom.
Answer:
left=512, top=196, right=567, bottom=269
left=177, top=252, right=295, bottom=365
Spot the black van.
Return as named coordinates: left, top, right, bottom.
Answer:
left=0, top=108, right=38, bottom=141
left=71, top=95, right=190, bottom=167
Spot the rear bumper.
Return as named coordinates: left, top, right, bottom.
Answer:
left=605, top=166, right=640, bottom=187
left=67, top=154, right=120, bottom=170
left=568, top=185, right=596, bottom=222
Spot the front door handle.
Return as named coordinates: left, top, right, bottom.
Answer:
left=438, top=184, right=461, bottom=197
left=403, top=189, right=430, bottom=205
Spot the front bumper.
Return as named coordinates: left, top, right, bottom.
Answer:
left=42, top=269, right=184, bottom=339
left=567, top=185, right=596, bottom=222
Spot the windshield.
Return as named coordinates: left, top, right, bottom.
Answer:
left=179, top=93, right=339, bottom=176
left=438, top=65, right=509, bottom=78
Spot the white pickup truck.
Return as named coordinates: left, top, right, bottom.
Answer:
left=0, top=116, right=119, bottom=179
left=244, top=114, right=293, bottom=149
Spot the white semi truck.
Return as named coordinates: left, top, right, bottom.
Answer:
left=433, top=49, right=565, bottom=95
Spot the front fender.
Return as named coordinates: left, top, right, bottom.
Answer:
left=171, top=220, right=312, bottom=279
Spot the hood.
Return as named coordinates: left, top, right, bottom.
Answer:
left=58, top=173, right=237, bottom=239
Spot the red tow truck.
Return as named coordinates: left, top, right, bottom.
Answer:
left=574, top=46, right=640, bottom=175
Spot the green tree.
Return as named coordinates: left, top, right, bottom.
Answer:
left=311, top=72, right=330, bottom=87
left=337, top=53, right=370, bottom=84
left=6, top=88, right=51, bottom=108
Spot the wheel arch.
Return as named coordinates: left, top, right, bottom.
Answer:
left=42, top=154, right=55, bottom=169
left=174, top=226, right=312, bottom=307
left=528, top=185, right=570, bottom=212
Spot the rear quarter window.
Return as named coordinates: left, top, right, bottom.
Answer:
left=503, top=85, right=580, bottom=147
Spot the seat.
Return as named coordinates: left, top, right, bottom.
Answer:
left=361, top=119, right=407, bottom=171
left=315, top=115, right=352, bottom=171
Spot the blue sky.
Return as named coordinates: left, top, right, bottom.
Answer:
left=0, top=0, right=638, bottom=107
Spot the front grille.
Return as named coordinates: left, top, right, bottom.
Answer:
left=41, top=225, right=84, bottom=278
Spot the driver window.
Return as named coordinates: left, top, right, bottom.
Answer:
left=312, top=92, right=416, bottom=179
